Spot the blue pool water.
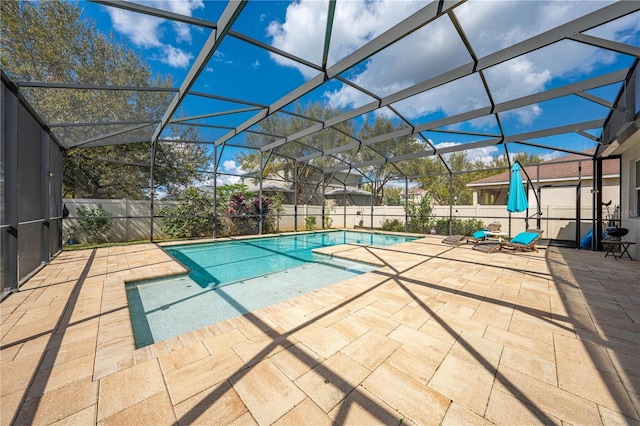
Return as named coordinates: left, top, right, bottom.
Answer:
left=126, top=231, right=416, bottom=347
left=164, top=230, right=416, bottom=288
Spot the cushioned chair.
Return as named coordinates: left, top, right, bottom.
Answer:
left=467, top=229, right=488, bottom=244
left=503, top=229, right=544, bottom=252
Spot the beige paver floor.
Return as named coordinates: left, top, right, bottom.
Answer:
left=1, top=235, right=639, bottom=425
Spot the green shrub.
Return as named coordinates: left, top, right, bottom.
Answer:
left=324, top=213, right=333, bottom=229
left=305, top=216, right=317, bottom=230
left=381, top=218, right=405, bottom=232
left=74, top=203, right=113, bottom=243
left=158, top=187, right=214, bottom=239
left=432, top=218, right=485, bottom=236
left=405, top=194, right=433, bottom=234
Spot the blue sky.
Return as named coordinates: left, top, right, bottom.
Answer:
left=80, top=0, right=640, bottom=182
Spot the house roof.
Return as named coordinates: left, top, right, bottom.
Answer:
left=325, top=187, right=372, bottom=197
left=401, top=188, right=425, bottom=196
left=467, top=154, right=620, bottom=187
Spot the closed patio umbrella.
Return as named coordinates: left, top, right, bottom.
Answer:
left=507, top=162, right=528, bottom=213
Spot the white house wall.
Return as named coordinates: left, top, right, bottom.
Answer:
left=620, top=142, right=640, bottom=260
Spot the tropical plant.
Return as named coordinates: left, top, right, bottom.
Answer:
left=305, top=216, right=317, bottom=230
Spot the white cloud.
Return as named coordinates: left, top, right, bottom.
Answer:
left=105, top=0, right=204, bottom=68
left=436, top=142, right=500, bottom=165
left=160, top=45, right=193, bottom=68
left=216, top=174, right=241, bottom=185
left=266, top=0, right=633, bottom=129
left=216, top=160, right=245, bottom=185
left=390, top=74, right=490, bottom=122
left=107, top=8, right=163, bottom=48
left=501, top=104, right=543, bottom=127
left=252, top=60, right=261, bottom=68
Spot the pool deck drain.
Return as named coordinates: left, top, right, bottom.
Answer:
left=1, top=235, right=639, bottom=425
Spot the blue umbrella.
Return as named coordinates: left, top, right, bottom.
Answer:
left=507, top=162, right=528, bottom=213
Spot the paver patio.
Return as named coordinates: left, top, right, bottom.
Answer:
left=1, top=235, right=639, bottom=425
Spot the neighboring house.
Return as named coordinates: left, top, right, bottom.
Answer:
left=400, top=187, right=427, bottom=204
left=242, top=169, right=365, bottom=206
left=467, top=154, right=620, bottom=212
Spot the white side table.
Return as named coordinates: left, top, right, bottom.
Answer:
left=484, top=231, right=508, bottom=242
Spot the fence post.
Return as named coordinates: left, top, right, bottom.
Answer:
left=124, top=198, right=130, bottom=242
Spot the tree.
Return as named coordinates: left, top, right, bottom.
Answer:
left=382, top=187, right=403, bottom=206
left=1, top=0, right=210, bottom=199
left=237, top=102, right=356, bottom=204
left=413, top=151, right=543, bottom=205
left=355, top=116, right=427, bottom=205
left=406, top=193, right=434, bottom=233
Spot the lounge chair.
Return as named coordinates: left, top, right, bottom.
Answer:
left=442, top=235, right=466, bottom=246
left=472, top=240, right=505, bottom=253
left=502, top=229, right=544, bottom=252
left=467, top=222, right=502, bottom=244
left=467, top=229, right=488, bottom=244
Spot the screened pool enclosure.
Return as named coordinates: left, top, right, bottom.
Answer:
left=2, top=0, right=639, bottom=294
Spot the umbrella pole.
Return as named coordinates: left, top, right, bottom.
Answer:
left=515, top=161, right=543, bottom=230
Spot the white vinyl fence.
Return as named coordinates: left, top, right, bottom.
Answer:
left=63, top=198, right=600, bottom=244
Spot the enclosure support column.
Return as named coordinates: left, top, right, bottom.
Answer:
left=213, top=146, right=218, bottom=238
left=592, top=157, right=603, bottom=251
left=576, top=161, right=582, bottom=248
left=149, top=140, right=157, bottom=242
left=294, top=160, right=298, bottom=232
left=1, top=80, right=19, bottom=294
left=343, top=183, right=347, bottom=229
left=404, top=178, right=409, bottom=232
left=449, top=173, right=453, bottom=236
left=41, top=130, right=50, bottom=263
left=370, top=183, right=374, bottom=230
left=259, top=151, right=263, bottom=235
left=321, top=174, right=325, bottom=230
left=536, top=164, right=541, bottom=230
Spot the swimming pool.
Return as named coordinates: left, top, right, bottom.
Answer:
left=163, top=230, right=416, bottom=288
left=126, top=231, right=416, bottom=347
